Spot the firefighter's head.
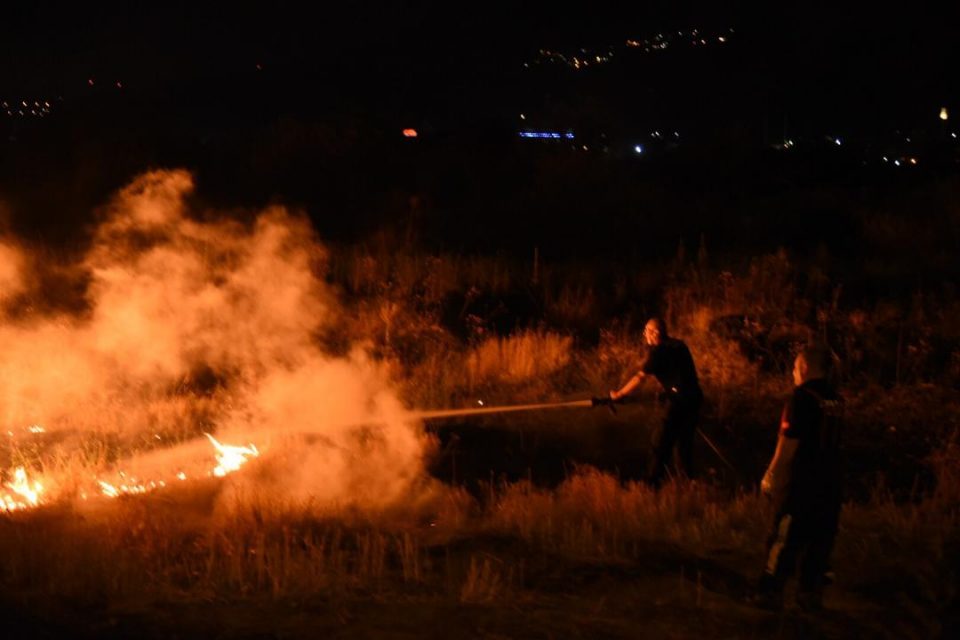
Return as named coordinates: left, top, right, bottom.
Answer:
left=644, top=318, right=667, bottom=346
left=793, top=344, right=831, bottom=386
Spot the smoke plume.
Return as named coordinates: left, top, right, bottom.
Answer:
left=0, top=169, right=435, bottom=511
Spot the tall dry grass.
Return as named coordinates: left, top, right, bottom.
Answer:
left=465, top=331, right=573, bottom=392
left=2, top=461, right=954, bottom=620
left=2, top=242, right=958, bottom=633
left=486, top=467, right=767, bottom=556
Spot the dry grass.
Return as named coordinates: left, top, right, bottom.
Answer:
left=486, top=468, right=767, bottom=557
left=2, top=462, right=954, bottom=607
left=0, top=447, right=956, bottom=640
left=465, top=330, right=573, bottom=390
left=3, top=247, right=959, bottom=638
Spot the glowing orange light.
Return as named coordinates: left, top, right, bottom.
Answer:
left=206, top=434, right=259, bottom=477
left=98, top=480, right=120, bottom=498
left=2, top=467, right=44, bottom=512
left=403, top=128, right=418, bottom=138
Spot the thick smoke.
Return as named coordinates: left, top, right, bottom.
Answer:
left=0, top=170, right=435, bottom=510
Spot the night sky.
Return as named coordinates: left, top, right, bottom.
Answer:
left=3, top=4, right=956, bottom=115
left=2, top=2, right=959, bottom=251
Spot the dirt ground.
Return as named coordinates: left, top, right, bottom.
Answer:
left=2, top=538, right=948, bottom=640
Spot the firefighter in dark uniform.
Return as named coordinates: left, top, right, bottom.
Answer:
left=753, top=344, right=844, bottom=611
left=610, top=317, right=704, bottom=486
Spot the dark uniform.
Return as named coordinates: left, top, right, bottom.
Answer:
left=640, top=337, right=703, bottom=486
left=760, top=377, right=844, bottom=603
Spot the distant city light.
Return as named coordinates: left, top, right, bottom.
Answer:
left=402, top=128, right=418, bottom=138
left=529, top=26, right=734, bottom=70
left=940, top=107, right=949, bottom=121
left=894, top=160, right=901, bottom=166
left=520, top=113, right=526, bottom=120
left=518, top=131, right=574, bottom=140
left=634, top=144, right=644, bottom=154
left=952, top=133, right=957, bottom=139
left=834, top=137, right=842, bottom=146
left=909, top=157, right=918, bottom=165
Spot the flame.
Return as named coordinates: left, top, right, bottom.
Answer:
left=92, top=434, right=259, bottom=501
left=98, top=480, right=120, bottom=498
left=1, top=467, right=44, bottom=512
left=97, top=476, right=167, bottom=498
left=205, top=433, right=259, bottom=477
left=12, top=426, right=265, bottom=509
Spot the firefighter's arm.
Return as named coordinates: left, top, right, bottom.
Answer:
left=610, top=371, right=646, bottom=401
left=761, top=431, right=799, bottom=495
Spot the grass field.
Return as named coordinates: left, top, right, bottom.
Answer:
left=1, top=170, right=958, bottom=638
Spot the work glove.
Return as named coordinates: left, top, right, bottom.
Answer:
left=591, top=395, right=619, bottom=414
left=760, top=470, right=774, bottom=496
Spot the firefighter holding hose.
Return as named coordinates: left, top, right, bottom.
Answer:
left=609, top=317, right=704, bottom=487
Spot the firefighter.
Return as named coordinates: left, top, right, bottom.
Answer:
left=752, top=344, right=844, bottom=611
left=610, top=317, right=704, bottom=486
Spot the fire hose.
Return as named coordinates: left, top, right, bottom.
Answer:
left=412, top=395, right=737, bottom=472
